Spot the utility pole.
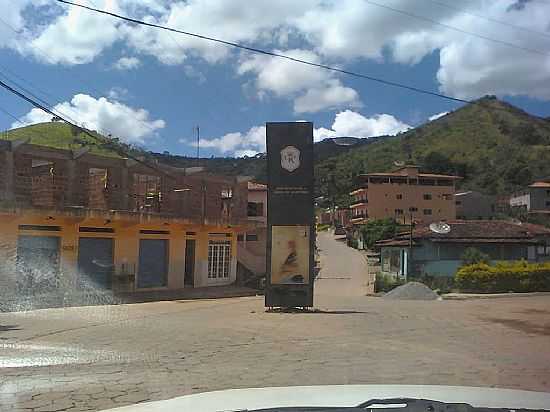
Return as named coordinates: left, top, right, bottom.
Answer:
left=408, top=209, right=415, bottom=280
left=195, top=125, right=200, bottom=166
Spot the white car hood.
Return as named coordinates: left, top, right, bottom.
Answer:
left=101, top=385, right=550, bottom=411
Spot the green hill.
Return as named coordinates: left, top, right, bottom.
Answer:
left=1, top=121, right=133, bottom=158
left=315, top=96, right=550, bottom=206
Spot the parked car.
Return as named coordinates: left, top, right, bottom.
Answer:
left=334, top=226, right=346, bottom=236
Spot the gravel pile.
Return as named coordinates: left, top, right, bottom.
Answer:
left=383, top=281, right=440, bottom=301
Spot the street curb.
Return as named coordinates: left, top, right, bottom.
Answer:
left=442, top=292, right=550, bottom=300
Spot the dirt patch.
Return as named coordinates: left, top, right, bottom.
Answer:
left=481, top=317, right=550, bottom=336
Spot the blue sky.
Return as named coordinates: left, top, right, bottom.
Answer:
left=0, top=0, right=549, bottom=157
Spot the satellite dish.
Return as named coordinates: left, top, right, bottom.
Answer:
left=394, top=160, right=405, bottom=167
left=429, top=221, right=451, bottom=234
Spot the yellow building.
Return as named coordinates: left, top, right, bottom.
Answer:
left=0, top=140, right=250, bottom=295
left=349, top=166, right=461, bottom=225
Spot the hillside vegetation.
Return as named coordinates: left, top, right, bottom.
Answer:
left=316, top=96, right=550, bottom=205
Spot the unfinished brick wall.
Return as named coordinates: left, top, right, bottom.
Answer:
left=231, top=181, right=249, bottom=221
left=14, top=154, right=32, bottom=204
left=205, top=180, right=224, bottom=222
left=87, top=168, right=108, bottom=209
left=105, top=167, right=124, bottom=210
left=30, top=162, right=67, bottom=208
left=176, top=176, right=203, bottom=219
left=0, top=153, right=5, bottom=200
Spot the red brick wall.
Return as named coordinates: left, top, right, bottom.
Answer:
left=87, top=169, right=108, bottom=209
left=14, top=154, right=32, bottom=204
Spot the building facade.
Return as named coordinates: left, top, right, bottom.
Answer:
left=349, top=166, right=460, bottom=225
left=237, top=182, right=267, bottom=276
left=0, top=140, right=250, bottom=296
left=509, top=180, right=550, bottom=213
left=377, top=220, right=550, bottom=279
left=455, top=191, right=496, bottom=220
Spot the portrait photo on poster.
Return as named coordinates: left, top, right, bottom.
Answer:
left=270, top=225, right=310, bottom=285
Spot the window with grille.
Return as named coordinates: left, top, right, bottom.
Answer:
left=208, top=240, right=231, bottom=279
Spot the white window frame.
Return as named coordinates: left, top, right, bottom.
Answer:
left=208, top=240, right=231, bottom=280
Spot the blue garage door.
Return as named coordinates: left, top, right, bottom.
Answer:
left=17, top=236, right=60, bottom=292
left=138, top=239, right=168, bottom=288
left=78, top=238, right=114, bottom=289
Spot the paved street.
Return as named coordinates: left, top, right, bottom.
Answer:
left=1, top=234, right=550, bottom=411
left=315, top=231, right=375, bottom=297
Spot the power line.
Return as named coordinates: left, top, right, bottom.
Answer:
left=426, top=0, right=550, bottom=40
left=0, top=70, right=81, bottom=126
left=54, top=0, right=470, bottom=105
left=0, top=17, right=162, bottom=137
left=0, top=78, right=176, bottom=180
left=0, top=104, right=25, bottom=125
left=361, top=0, right=550, bottom=57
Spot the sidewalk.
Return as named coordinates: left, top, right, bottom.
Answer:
left=0, top=285, right=260, bottom=312
left=442, top=291, right=550, bottom=300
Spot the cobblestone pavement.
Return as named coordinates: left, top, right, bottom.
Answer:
left=1, top=234, right=550, bottom=411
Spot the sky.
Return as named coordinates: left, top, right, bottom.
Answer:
left=0, top=0, right=549, bottom=158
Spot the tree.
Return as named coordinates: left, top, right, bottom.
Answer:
left=461, top=247, right=490, bottom=266
left=360, top=218, right=398, bottom=250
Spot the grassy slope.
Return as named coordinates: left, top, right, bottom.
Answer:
left=315, top=97, right=550, bottom=205
left=1, top=122, right=122, bottom=158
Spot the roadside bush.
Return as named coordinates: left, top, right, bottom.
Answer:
left=410, top=274, right=455, bottom=294
left=455, top=261, right=550, bottom=293
left=375, top=273, right=405, bottom=293
left=461, top=247, right=490, bottom=265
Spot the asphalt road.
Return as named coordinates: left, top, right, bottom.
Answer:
left=1, top=235, right=550, bottom=412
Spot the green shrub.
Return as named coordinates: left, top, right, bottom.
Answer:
left=455, top=261, right=550, bottom=293
left=410, top=274, right=455, bottom=294
left=348, top=238, right=359, bottom=249
left=461, top=247, right=490, bottom=265
left=375, top=273, right=405, bottom=293
left=360, top=218, right=398, bottom=250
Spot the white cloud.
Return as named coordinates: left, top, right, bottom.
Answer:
left=428, top=111, right=449, bottom=121
left=314, top=110, right=411, bottom=142
left=12, top=94, right=165, bottom=144
left=107, top=87, right=130, bottom=101
left=294, top=80, right=361, bottom=114
left=194, top=110, right=409, bottom=156
left=238, top=49, right=361, bottom=113
left=184, top=125, right=266, bottom=156
left=22, top=1, right=123, bottom=65
left=7, top=0, right=550, bottom=101
left=114, top=56, right=141, bottom=70
left=123, top=0, right=315, bottom=64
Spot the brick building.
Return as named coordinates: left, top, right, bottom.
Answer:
left=0, top=139, right=250, bottom=295
left=349, top=165, right=461, bottom=225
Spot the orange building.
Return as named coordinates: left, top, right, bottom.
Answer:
left=349, top=166, right=461, bottom=225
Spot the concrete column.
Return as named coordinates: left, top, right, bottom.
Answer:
left=194, top=230, right=209, bottom=287
left=65, top=159, right=76, bottom=206
left=120, top=167, right=129, bottom=210
left=168, top=231, right=185, bottom=289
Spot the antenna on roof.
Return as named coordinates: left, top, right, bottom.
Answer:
left=394, top=160, right=405, bottom=167
left=429, top=221, right=451, bottom=234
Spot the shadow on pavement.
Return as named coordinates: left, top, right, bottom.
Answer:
left=266, top=308, right=365, bottom=315
left=0, top=324, right=21, bottom=333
